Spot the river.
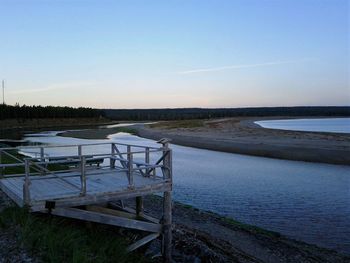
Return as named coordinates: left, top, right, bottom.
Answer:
left=19, top=129, right=350, bottom=255
left=255, top=117, right=350, bottom=133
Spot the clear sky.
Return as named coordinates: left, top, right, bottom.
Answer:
left=0, top=0, right=349, bottom=109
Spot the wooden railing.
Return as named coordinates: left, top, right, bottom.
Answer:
left=0, top=140, right=172, bottom=206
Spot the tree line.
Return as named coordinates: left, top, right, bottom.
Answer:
left=1, top=104, right=349, bottom=121
left=104, top=106, right=350, bottom=121
left=0, top=104, right=104, bottom=120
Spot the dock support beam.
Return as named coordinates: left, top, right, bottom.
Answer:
left=23, top=159, right=31, bottom=206
left=157, top=138, right=173, bottom=263
left=0, top=150, right=3, bottom=178
left=163, top=191, right=172, bottom=263
left=136, top=196, right=143, bottom=217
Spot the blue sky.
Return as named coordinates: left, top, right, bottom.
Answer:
left=0, top=0, right=348, bottom=108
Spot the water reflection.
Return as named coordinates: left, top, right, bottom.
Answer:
left=21, top=131, right=350, bottom=254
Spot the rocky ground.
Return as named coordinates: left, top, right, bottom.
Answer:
left=1, top=191, right=349, bottom=263
left=127, top=196, right=350, bottom=263
left=0, top=191, right=39, bottom=263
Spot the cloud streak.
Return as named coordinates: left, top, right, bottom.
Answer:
left=177, top=58, right=314, bottom=75
left=9, top=81, right=97, bottom=94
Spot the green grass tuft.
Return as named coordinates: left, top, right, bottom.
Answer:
left=113, top=127, right=138, bottom=135
left=149, top=120, right=205, bottom=129
left=0, top=206, right=150, bottom=263
left=221, top=217, right=281, bottom=238
left=0, top=149, right=69, bottom=175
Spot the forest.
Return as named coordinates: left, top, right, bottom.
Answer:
left=104, top=106, right=350, bottom=121
left=0, top=104, right=104, bottom=120
left=1, top=104, right=349, bottom=121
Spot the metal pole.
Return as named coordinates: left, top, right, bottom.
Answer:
left=2, top=80, right=4, bottom=105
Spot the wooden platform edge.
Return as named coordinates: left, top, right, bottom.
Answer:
left=31, top=182, right=172, bottom=212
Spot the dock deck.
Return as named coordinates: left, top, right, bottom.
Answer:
left=0, top=168, right=170, bottom=211
left=0, top=140, right=173, bottom=261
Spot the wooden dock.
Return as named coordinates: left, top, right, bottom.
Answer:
left=0, top=139, right=173, bottom=262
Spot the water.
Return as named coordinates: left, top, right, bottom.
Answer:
left=255, top=118, right=350, bottom=133
left=21, top=132, right=350, bottom=255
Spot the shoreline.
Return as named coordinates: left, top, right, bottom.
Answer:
left=1, top=189, right=349, bottom=262
left=61, top=117, right=350, bottom=165
left=139, top=117, right=350, bottom=165
left=2, top=119, right=349, bottom=261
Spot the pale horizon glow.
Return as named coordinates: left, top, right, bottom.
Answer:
left=0, top=0, right=348, bottom=109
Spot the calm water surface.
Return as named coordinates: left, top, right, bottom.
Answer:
left=22, top=131, right=350, bottom=254
left=255, top=118, right=350, bottom=133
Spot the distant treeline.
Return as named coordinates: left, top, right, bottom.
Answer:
left=104, top=106, right=350, bottom=121
left=1, top=105, right=349, bottom=121
left=0, top=104, right=104, bottom=120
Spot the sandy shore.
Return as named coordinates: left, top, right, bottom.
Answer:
left=137, top=117, right=350, bottom=165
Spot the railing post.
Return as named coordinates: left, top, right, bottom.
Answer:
left=23, top=159, right=31, bottom=206
left=162, top=141, right=172, bottom=181
left=110, top=143, right=116, bottom=169
left=145, top=147, right=150, bottom=176
left=78, top=145, right=82, bottom=157
left=127, top=145, right=134, bottom=188
left=136, top=196, right=143, bottom=217
left=157, top=138, right=173, bottom=262
left=0, top=150, right=3, bottom=178
left=80, top=156, right=86, bottom=195
left=40, top=147, right=45, bottom=176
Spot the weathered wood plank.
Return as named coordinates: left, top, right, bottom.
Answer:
left=109, top=202, right=160, bottom=224
left=51, top=207, right=162, bottom=233
left=85, top=205, right=136, bottom=220
left=127, top=233, right=159, bottom=252
left=31, top=182, right=171, bottom=212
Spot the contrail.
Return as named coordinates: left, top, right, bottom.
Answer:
left=177, top=58, right=314, bottom=75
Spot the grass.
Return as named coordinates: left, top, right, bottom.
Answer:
left=178, top=201, right=281, bottom=238
left=0, top=148, right=151, bottom=262
left=149, top=119, right=205, bottom=129
left=113, top=127, right=138, bottom=135
left=1, top=149, right=68, bottom=175
left=220, top=217, right=281, bottom=238
left=0, top=206, right=150, bottom=263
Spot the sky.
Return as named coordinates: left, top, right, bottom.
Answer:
left=0, top=0, right=349, bottom=109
